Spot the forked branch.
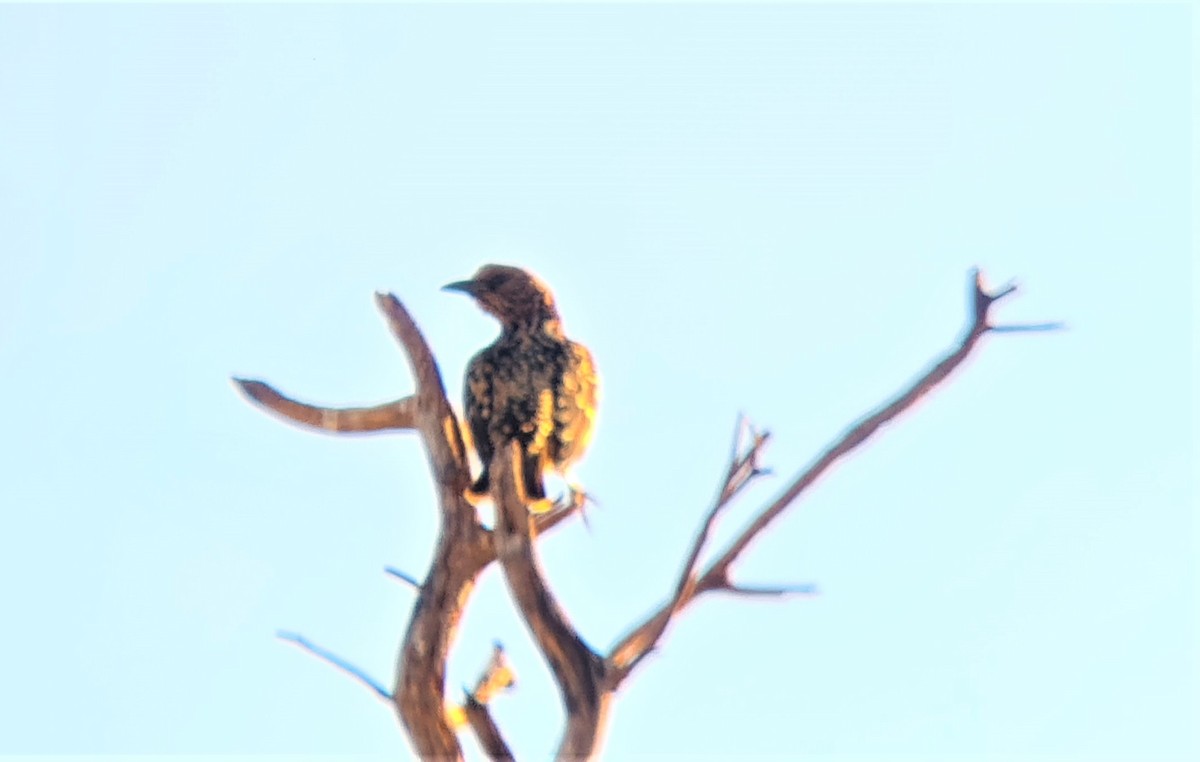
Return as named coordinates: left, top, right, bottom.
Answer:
left=491, top=444, right=610, bottom=759
left=611, top=416, right=772, bottom=679
left=606, top=268, right=1058, bottom=685
left=237, top=292, right=482, bottom=760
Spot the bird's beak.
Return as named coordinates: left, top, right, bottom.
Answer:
left=442, top=279, right=478, bottom=295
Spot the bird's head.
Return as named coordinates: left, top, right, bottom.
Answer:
left=443, top=264, right=562, bottom=333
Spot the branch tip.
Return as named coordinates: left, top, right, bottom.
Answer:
left=277, top=630, right=390, bottom=701
left=991, top=321, right=1066, bottom=333
left=725, top=582, right=820, bottom=599
left=990, top=279, right=1019, bottom=301
left=384, top=566, right=423, bottom=589
left=232, top=377, right=271, bottom=400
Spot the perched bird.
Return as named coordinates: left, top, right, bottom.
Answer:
left=443, top=264, right=598, bottom=510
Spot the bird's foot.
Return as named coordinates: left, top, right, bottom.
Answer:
left=463, top=473, right=491, bottom=506
left=526, top=497, right=556, bottom=515
left=554, top=484, right=597, bottom=531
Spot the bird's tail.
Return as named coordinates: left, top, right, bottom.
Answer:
left=521, top=450, right=546, bottom=502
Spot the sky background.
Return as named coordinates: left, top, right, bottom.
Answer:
left=0, top=2, right=1195, bottom=760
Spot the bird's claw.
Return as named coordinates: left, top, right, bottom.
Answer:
left=527, top=497, right=556, bottom=515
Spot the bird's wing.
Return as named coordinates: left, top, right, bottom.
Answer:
left=464, top=350, right=495, bottom=469
left=551, top=341, right=599, bottom=468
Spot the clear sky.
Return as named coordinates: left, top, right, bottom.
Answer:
left=0, top=2, right=1194, bottom=760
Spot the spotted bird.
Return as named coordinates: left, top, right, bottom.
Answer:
left=443, top=265, right=598, bottom=510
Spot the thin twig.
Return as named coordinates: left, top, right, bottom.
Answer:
left=991, top=322, right=1066, bottom=333
left=728, top=412, right=747, bottom=467
left=610, top=419, right=772, bottom=682
left=384, top=566, right=423, bottom=590
left=723, top=583, right=820, bottom=599
left=277, top=630, right=390, bottom=702
left=533, top=493, right=588, bottom=535
left=989, top=279, right=1019, bottom=301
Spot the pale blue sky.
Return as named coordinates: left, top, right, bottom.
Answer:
left=0, top=3, right=1194, bottom=760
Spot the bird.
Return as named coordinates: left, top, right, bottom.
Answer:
left=443, top=264, right=598, bottom=512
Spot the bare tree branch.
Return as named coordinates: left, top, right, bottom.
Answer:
left=232, top=378, right=416, bottom=433
left=534, top=493, right=590, bottom=534
left=607, top=268, right=1058, bottom=685
left=722, top=583, right=820, bottom=599
left=277, top=630, right=391, bottom=702
left=369, top=291, right=490, bottom=760
left=609, top=418, right=772, bottom=681
left=372, top=292, right=471, bottom=482
left=384, top=566, right=423, bottom=590
left=987, top=278, right=1019, bottom=302
left=491, top=443, right=610, bottom=759
left=462, top=695, right=515, bottom=762
left=991, top=322, right=1067, bottom=333
left=460, top=642, right=518, bottom=761
left=235, top=292, right=590, bottom=760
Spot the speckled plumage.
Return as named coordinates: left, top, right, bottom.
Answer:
left=444, top=265, right=598, bottom=505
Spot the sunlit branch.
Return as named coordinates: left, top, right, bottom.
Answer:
left=491, top=444, right=609, bottom=759
left=232, top=378, right=416, bottom=433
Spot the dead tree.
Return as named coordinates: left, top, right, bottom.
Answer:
left=234, top=268, right=1058, bottom=759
